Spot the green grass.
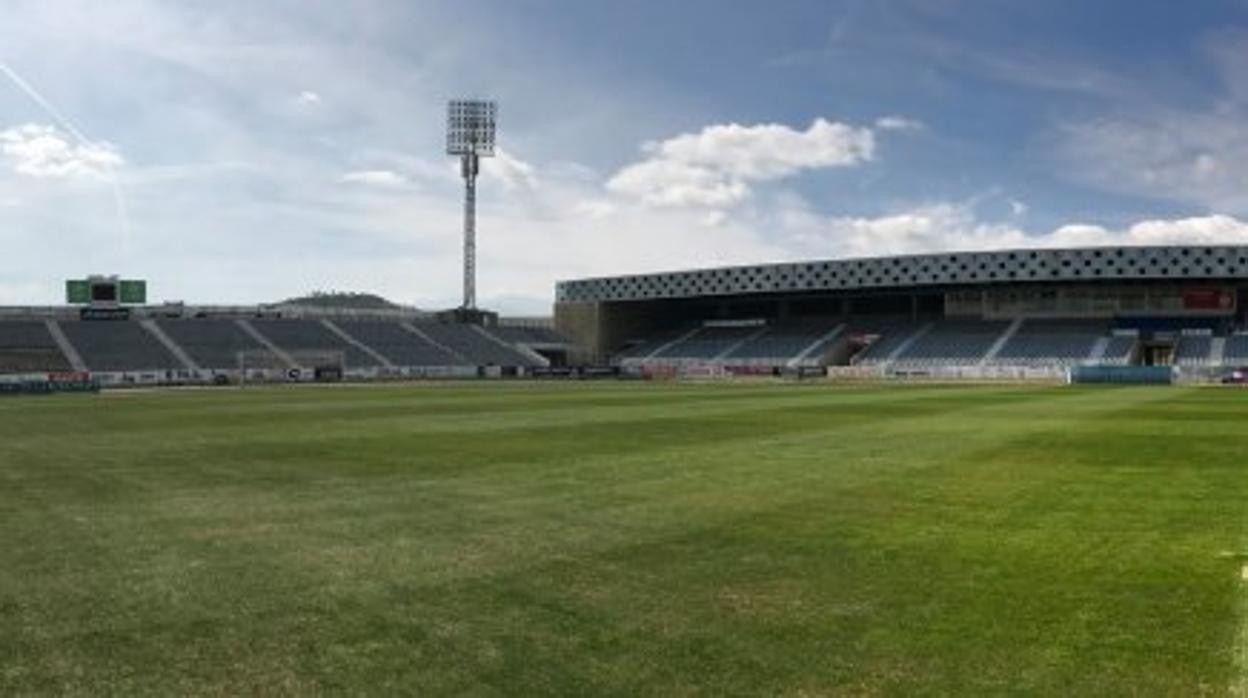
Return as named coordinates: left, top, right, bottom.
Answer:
left=3, top=382, right=1248, bottom=695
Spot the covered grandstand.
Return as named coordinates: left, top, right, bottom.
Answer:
left=554, top=245, right=1248, bottom=380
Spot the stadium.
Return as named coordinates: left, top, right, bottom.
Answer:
left=7, top=234, right=1248, bottom=694
left=10, top=4, right=1248, bottom=695
left=6, top=244, right=1248, bottom=389
left=557, top=243, right=1248, bottom=382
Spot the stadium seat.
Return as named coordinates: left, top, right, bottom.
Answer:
left=248, top=319, right=380, bottom=368
left=991, top=320, right=1104, bottom=366
left=0, top=321, right=73, bottom=374
left=891, top=320, right=1011, bottom=366
left=1174, top=335, right=1215, bottom=366
left=334, top=320, right=461, bottom=366
left=725, top=321, right=838, bottom=363
left=156, top=319, right=267, bottom=370
left=59, top=321, right=182, bottom=372
left=653, top=325, right=759, bottom=359
left=1223, top=335, right=1248, bottom=363
left=413, top=323, right=540, bottom=366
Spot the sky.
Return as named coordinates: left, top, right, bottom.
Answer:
left=6, top=1, right=1248, bottom=313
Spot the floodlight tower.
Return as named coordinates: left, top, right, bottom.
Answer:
left=446, top=99, right=497, bottom=311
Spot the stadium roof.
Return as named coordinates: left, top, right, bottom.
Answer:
left=556, top=245, right=1248, bottom=303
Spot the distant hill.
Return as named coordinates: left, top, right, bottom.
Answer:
left=280, top=291, right=404, bottom=310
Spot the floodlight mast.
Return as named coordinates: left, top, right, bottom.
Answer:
left=446, top=100, right=497, bottom=311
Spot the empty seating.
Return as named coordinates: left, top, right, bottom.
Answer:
left=1174, top=335, right=1214, bottom=366
left=893, top=320, right=1010, bottom=366
left=248, top=319, right=379, bottom=368
left=490, top=326, right=567, bottom=345
left=653, top=325, right=757, bottom=359
left=615, top=329, right=688, bottom=361
left=59, top=321, right=181, bottom=372
left=156, top=319, right=265, bottom=370
left=335, top=321, right=460, bottom=366
left=852, top=323, right=925, bottom=365
left=1100, top=336, right=1137, bottom=365
left=1224, top=335, right=1248, bottom=363
left=726, top=321, right=832, bottom=362
left=0, top=321, right=72, bottom=374
left=415, top=323, right=538, bottom=366
left=993, top=320, right=1102, bottom=366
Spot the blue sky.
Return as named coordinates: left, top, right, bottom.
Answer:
left=4, top=1, right=1248, bottom=312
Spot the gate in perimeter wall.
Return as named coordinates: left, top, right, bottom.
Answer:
left=1069, top=365, right=1173, bottom=385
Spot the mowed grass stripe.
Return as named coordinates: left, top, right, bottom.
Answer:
left=1, top=383, right=1246, bottom=695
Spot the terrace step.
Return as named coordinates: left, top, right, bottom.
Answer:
left=322, top=319, right=395, bottom=369
left=980, top=318, right=1024, bottom=365
left=235, top=318, right=296, bottom=368
left=141, top=319, right=201, bottom=372
left=788, top=324, right=845, bottom=368
left=44, top=319, right=87, bottom=372
left=885, top=323, right=933, bottom=363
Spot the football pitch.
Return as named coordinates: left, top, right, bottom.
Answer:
left=3, top=382, right=1248, bottom=695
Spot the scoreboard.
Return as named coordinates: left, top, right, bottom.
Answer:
left=66, top=276, right=147, bottom=306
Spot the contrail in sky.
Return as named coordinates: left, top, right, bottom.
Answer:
left=0, top=59, right=133, bottom=257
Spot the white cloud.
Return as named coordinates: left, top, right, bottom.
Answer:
left=777, top=198, right=1248, bottom=260
left=341, top=169, right=408, bottom=187
left=1047, top=214, right=1248, bottom=247
left=482, top=147, right=537, bottom=191
left=571, top=199, right=615, bottom=219
left=1051, top=32, right=1248, bottom=215
left=874, top=115, right=923, bottom=132
left=1054, top=113, right=1248, bottom=214
left=0, top=123, right=123, bottom=179
left=296, top=90, right=321, bottom=105
left=606, top=118, right=874, bottom=208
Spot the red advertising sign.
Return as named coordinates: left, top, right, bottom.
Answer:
left=1182, top=289, right=1234, bottom=311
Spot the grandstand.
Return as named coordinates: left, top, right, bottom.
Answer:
left=8, top=244, right=1248, bottom=385
left=0, top=307, right=553, bottom=385
left=555, top=244, right=1248, bottom=379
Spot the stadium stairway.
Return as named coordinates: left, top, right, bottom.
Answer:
left=235, top=318, right=297, bottom=368
left=787, top=324, right=846, bottom=368
left=878, top=323, right=932, bottom=364
left=1211, top=336, right=1227, bottom=365
left=400, top=321, right=470, bottom=364
left=979, top=318, right=1024, bottom=365
left=247, top=318, right=379, bottom=369
left=639, top=327, right=702, bottom=362
left=141, top=319, right=201, bottom=372
left=472, top=325, right=550, bottom=367
left=157, top=318, right=269, bottom=371
left=989, top=320, right=1106, bottom=367
left=712, top=326, right=769, bottom=361
left=45, top=320, right=87, bottom=372
left=322, top=319, right=395, bottom=369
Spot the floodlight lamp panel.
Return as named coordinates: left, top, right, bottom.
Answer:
left=446, top=99, right=497, bottom=156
